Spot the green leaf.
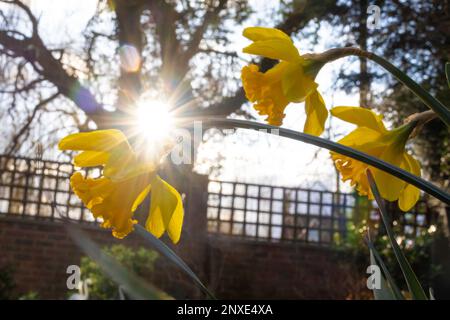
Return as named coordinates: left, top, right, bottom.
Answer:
left=446, top=62, right=450, bottom=88
left=66, top=224, right=169, bottom=300
left=187, top=118, right=450, bottom=205
left=365, top=234, right=405, bottom=300
left=369, top=249, right=394, bottom=300
left=134, top=225, right=216, bottom=299
left=366, top=169, right=428, bottom=300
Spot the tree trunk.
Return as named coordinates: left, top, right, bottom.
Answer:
left=358, top=0, right=370, bottom=108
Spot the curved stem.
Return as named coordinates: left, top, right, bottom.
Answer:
left=177, top=118, right=450, bottom=205
left=306, top=47, right=450, bottom=127
left=404, top=110, right=438, bottom=138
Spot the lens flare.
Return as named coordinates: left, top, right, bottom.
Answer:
left=119, top=44, right=141, bottom=72
left=135, top=99, right=174, bottom=146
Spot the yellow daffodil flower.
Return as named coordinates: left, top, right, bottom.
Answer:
left=330, top=107, right=421, bottom=211
left=59, top=129, right=184, bottom=243
left=241, top=26, right=327, bottom=136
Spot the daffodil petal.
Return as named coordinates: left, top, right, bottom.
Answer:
left=74, top=151, right=109, bottom=167
left=398, top=153, right=421, bottom=211
left=303, top=90, right=328, bottom=136
left=131, top=184, right=151, bottom=212
left=103, top=149, right=154, bottom=181
left=331, top=107, right=387, bottom=133
left=243, top=39, right=300, bottom=61
left=337, top=127, right=383, bottom=147
left=109, top=162, right=157, bottom=182
left=146, top=176, right=184, bottom=243
left=372, top=144, right=407, bottom=201
left=281, top=61, right=318, bottom=102
left=167, top=191, right=184, bottom=244
left=60, top=129, right=150, bottom=183
left=243, top=27, right=292, bottom=42
left=58, top=129, right=130, bottom=152
left=145, top=206, right=165, bottom=239
left=398, top=181, right=420, bottom=212
left=404, top=152, right=421, bottom=176
left=264, top=61, right=289, bottom=81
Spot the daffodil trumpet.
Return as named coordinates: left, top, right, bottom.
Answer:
left=59, top=129, right=184, bottom=243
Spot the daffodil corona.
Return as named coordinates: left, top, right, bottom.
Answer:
left=241, top=27, right=327, bottom=136
left=330, top=107, right=421, bottom=211
left=59, top=129, right=183, bottom=243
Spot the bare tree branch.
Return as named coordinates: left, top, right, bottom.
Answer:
left=183, top=0, right=228, bottom=62
left=146, top=0, right=183, bottom=82
left=5, top=91, right=59, bottom=155
left=0, top=0, right=105, bottom=124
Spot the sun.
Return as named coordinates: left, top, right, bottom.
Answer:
left=135, top=98, right=174, bottom=145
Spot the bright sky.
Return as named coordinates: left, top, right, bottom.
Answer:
left=16, top=0, right=362, bottom=192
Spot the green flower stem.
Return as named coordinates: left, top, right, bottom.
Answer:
left=178, top=117, right=450, bottom=205
left=307, top=47, right=450, bottom=127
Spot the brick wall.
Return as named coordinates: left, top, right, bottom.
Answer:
left=0, top=216, right=369, bottom=299
left=0, top=216, right=204, bottom=299
left=206, top=235, right=369, bottom=299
